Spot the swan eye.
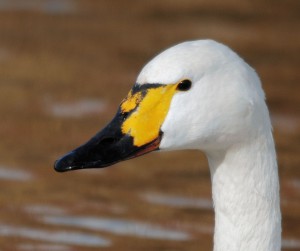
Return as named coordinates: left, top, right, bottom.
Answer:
left=177, top=79, right=192, bottom=91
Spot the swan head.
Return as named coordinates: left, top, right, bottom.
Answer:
left=55, top=39, right=267, bottom=172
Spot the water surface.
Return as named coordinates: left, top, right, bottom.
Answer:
left=282, top=239, right=300, bottom=249
left=272, top=113, right=300, bottom=134
left=142, top=192, right=213, bottom=210
left=46, top=99, right=107, bottom=118
left=18, top=243, right=72, bottom=251
left=43, top=215, right=191, bottom=241
left=0, top=224, right=111, bottom=247
left=24, top=204, right=67, bottom=216
left=0, top=166, right=32, bottom=181
left=0, top=0, right=75, bottom=14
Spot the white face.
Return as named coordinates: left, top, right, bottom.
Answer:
left=54, top=39, right=268, bottom=172
left=137, top=40, right=265, bottom=152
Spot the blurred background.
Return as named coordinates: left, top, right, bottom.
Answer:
left=0, top=0, right=299, bottom=250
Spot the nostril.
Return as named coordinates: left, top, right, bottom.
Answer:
left=100, top=137, right=118, bottom=145
left=123, top=112, right=129, bottom=120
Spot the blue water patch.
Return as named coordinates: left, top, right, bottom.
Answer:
left=0, top=0, right=75, bottom=14
left=43, top=215, right=191, bottom=241
left=0, top=166, right=32, bottom=181
left=0, top=224, right=111, bottom=247
left=46, top=99, right=107, bottom=118
left=24, top=204, right=67, bottom=216
left=282, top=238, right=300, bottom=249
left=19, top=243, right=71, bottom=251
left=141, top=192, right=213, bottom=210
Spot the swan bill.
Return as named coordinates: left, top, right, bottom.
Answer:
left=54, top=83, right=177, bottom=172
left=120, top=83, right=177, bottom=146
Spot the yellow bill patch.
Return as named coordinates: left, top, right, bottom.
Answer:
left=121, top=91, right=143, bottom=113
left=121, top=84, right=177, bottom=147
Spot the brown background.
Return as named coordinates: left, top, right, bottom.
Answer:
left=0, top=0, right=299, bottom=250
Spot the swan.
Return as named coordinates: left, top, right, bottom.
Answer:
left=54, top=39, right=281, bottom=251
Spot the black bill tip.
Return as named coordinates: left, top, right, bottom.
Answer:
left=54, top=108, right=163, bottom=173
left=54, top=147, right=111, bottom=172
left=54, top=151, right=78, bottom=172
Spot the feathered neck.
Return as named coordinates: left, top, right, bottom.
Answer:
left=206, top=128, right=281, bottom=251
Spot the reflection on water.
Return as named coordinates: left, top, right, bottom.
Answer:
left=142, top=192, right=213, bottom=210
left=0, top=166, right=32, bottom=181
left=24, top=204, right=66, bottom=216
left=0, top=224, right=111, bottom=247
left=0, top=0, right=75, bottom=14
left=289, top=179, right=300, bottom=191
left=43, top=215, right=191, bottom=241
left=0, top=48, right=10, bottom=62
left=272, top=113, right=300, bottom=134
left=282, top=239, right=300, bottom=249
left=171, top=222, right=213, bottom=235
left=46, top=99, right=107, bottom=118
left=19, top=243, right=72, bottom=251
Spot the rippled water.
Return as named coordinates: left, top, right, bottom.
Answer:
left=0, top=224, right=111, bottom=247
left=0, top=48, right=10, bottom=62
left=272, top=113, right=300, bottom=134
left=4, top=201, right=293, bottom=249
left=18, top=243, right=72, bottom=251
left=289, top=179, right=300, bottom=191
left=0, top=0, right=75, bottom=14
left=0, top=166, right=32, bottom=181
left=46, top=99, right=107, bottom=118
left=282, top=239, right=300, bottom=249
left=42, top=215, right=191, bottom=241
left=142, top=192, right=213, bottom=210
left=24, top=204, right=67, bottom=216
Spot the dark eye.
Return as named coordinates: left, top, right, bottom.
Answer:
left=177, top=79, right=192, bottom=91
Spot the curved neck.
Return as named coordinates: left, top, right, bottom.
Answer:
left=206, top=131, right=281, bottom=251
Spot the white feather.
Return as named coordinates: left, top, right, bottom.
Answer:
left=137, top=40, right=281, bottom=251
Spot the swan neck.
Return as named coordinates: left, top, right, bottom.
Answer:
left=207, top=132, right=281, bottom=251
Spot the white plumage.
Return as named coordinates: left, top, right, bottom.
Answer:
left=137, top=40, right=281, bottom=251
